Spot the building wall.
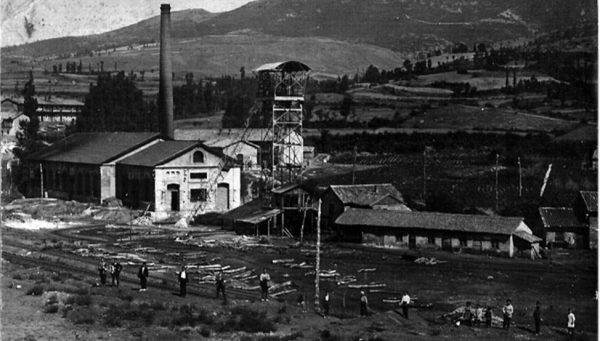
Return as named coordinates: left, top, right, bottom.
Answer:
left=38, top=161, right=100, bottom=202
left=146, top=146, right=241, bottom=219
left=321, top=190, right=345, bottom=230
left=222, top=142, right=259, bottom=170
left=357, top=226, right=514, bottom=256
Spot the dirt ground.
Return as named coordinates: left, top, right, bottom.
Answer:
left=1, top=221, right=597, bottom=341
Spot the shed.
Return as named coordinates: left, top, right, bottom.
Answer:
left=335, top=208, right=539, bottom=258
left=540, top=207, right=590, bottom=249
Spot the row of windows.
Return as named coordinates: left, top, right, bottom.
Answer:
left=426, top=237, right=500, bottom=249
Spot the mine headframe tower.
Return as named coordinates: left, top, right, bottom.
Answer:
left=253, top=61, right=311, bottom=202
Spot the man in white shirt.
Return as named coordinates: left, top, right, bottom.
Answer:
left=178, top=265, right=188, bottom=297
left=567, top=308, right=575, bottom=341
left=259, top=268, right=271, bottom=301
left=401, top=291, right=411, bottom=319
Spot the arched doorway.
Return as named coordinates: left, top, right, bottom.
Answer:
left=216, top=183, right=229, bottom=211
left=167, top=184, right=180, bottom=211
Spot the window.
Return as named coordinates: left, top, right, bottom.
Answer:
left=190, top=172, right=208, bottom=180
left=491, top=240, right=500, bottom=249
left=190, top=188, right=208, bottom=202
left=459, top=238, right=467, bottom=247
left=428, top=236, right=435, bottom=244
left=193, top=151, right=204, bottom=163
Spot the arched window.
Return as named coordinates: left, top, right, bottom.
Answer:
left=193, top=151, right=204, bottom=163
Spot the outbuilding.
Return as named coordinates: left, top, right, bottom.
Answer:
left=335, top=208, right=541, bottom=258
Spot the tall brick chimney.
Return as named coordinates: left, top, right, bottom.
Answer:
left=158, top=3, right=174, bottom=140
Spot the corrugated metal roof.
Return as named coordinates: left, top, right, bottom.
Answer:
left=254, top=61, right=310, bottom=73
left=328, top=183, right=405, bottom=207
left=335, top=208, right=525, bottom=236
left=272, top=183, right=301, bottom=194
left=580, top=191, right=598, bottom=213
left=30, top=132, right=159, bottom=165
left=118, top=140, right=206, bottom=167
left=539, top=207, right=587, bottom=229
left=205, top=137, right=259, bottom=149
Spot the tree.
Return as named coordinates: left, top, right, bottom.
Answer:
left=363, top=65, right=380, bottom=83
left=76, top=72, right=157, bottom=132
left=403, top=59, right=413, bottom=73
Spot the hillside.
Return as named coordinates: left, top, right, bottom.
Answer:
left=33, top=31, right=408, bottom=76
left=0, top=0, right=255, bottom=47
left=3, top=0, right=596, bottom=59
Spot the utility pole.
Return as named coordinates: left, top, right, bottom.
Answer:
left=351, top=145, right=357, bottom=185
left=518, top=157, right=522, bottom=198
left=495, top=154, right=499, bottom=212
left=314, top=198, right=322, bottom=311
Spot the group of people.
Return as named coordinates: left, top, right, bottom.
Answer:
left=456, top=298, right=577, bottom=339
left=97, top=259, right=123, bottom=287
left=98, top=261, right=579, bottom=338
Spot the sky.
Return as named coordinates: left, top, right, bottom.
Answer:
left=1, top=0, right=257, bottom=46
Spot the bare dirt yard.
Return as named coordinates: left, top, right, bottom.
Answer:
left=1, top=212, right=597, bottom=341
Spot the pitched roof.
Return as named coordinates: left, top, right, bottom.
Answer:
left=118, top=140, right=205, bottom=167
left=335, top=208, right=525, bottom=236
left=513, top=231, right=543, bottom=243
left=539, top=207, right=587, bottom=229
left=327, top=183, right=405, bottom=207
left=204, top=137, right=259, bottom=149
left=30, top=132, right=159, bottom=165
left=579, top=191, right=598, bottom=213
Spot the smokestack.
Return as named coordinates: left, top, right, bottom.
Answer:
left=159, top=3, right=174, bottom=140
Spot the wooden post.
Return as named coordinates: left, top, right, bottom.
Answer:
left=39, top=163, right=44, bottom=199
left=422, top=148, right=427, bottom=198
left=351, top=145, right=357, bottom=185
left=300, top=197, right=309, bottom=243
left=495, top=154, right=499, bottom=212
left=518, top=157, right=522, bottom=197
left=268, top=217, right=271, bottom=240
left=314, top=198, right=322, bottom=310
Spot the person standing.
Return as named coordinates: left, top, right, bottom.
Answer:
left=567, top=308, right=575, bottom=341
left=463, top=301, right=473, bottom=326
left=475, top=305, right=484, bottom=327
left=502, top=299, right=514, bottom=330
left=400, top=291, right=411, bottom=319
left=215, top=269, right=227, bottom=304
left=138, top=262, right=149, bottom=292
left=360, top=291, right=368, bottom=316
left=485, top=306, right=493, bottom=327
left=110, top=260, right=123, bottom=287
left=178, top=265, right=188, bottom=297
left=322, top=290, right=330, bottom=318
left=533, top=301, right=541, bottom=334
left=259, top=268, right=271, bottom=301
left=98, top=259, right=107, bottom=286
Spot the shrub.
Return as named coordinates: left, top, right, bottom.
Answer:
left=12, top=274, right=23, bottom=280
left=199, top=327, right=211, bottom=337
left=103, top=303, right=156, bottom=327
left=66, top=307, right=96, bottom=324
left=46, top=293, right=58, bottom=306
left=219, top=306, right=276, bottom=333
left=65, top=294, right=92, bottom=306
left=44, top=304, right=59, bottom=314
left=26, top=285, right=45, bottom=296
left=170, top=305, right=214, bottom=327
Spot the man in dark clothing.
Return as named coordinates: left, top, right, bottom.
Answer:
left=485, top=306, right=493, bottom=327
left=533, top=301, right=541, bottom=334
left=138, top=262, right=149, bottom=291
left=178, top=265, right=188, bottom=297
left=463, top=301, right=473, bottom=326
left=360, top=291, right=368, bottom=316
left=111, top=260, right=123, bottom=287
left=98, top=259, right=107, bottom=286
left=215, top=269, right=226, bottom=304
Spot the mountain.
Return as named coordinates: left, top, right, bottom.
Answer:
left=0, top=0, right=250, bottom=47
left=1, top=0, right=596, bottom=75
